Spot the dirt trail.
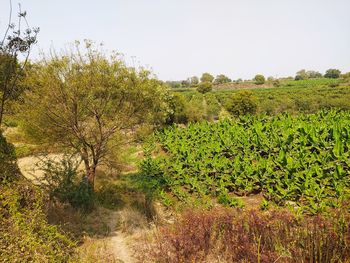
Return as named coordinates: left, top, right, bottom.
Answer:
left=106, top=211, right=137, bottom=263
left=17, top=156, right=139, bottom=262
left=17, top=154, right=63, bottom=181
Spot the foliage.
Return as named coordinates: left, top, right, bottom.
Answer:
left=225, top=90, right=258, bottom=116
left=22, top=41, right=171, bottom=190
left=142, top=208, right=350, bottom=263
left=0, top=180, right=76, bottom=262
left=185, top=93, right=206, bottom=122
left=189, top=76, right=199, bottom=86
left=295, top=69, right=308, bottom=80
left=214, top=74, right=231, bottom=85
left=165, top=80, right=181, bottom=89
left=168, top=93, right=188, bottom=124
left=0, top=3, right=39, bottom=126
left=272, top=79, right=280, bottom=87
left=307, top=70, right=323, bottom=78
left=196, top=81, right=213, bottom=94
left=141, top=110, right=350, bottom=214
left=295, top=70, right=322, bottom=80
left=37, top=156, right=94, bottom=212
left=200, top=72, right=214, bottom=83
left=254, top=74, right=265, bottom=85
left=0, top=131, right=20, bottom=183
left=324, top=68, right=341, bottom=79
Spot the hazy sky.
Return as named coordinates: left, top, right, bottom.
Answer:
left=1, top=0, right=349, bottom=80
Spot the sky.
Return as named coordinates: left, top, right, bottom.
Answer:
left=0, top=0, right=349, bottom=81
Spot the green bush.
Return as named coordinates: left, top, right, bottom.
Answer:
left=226, top=91, right=258, bottom=116
left=197, top=81, right=213, bottom=94
left=254, top=74, right=265, bottom=85
left=37, top=156, right=94, bottom=212
left=168, top=93, right=188, bottom=124
left=324, top=68, right=341, bottom=79
left=0, top=131, right=20, bottom=183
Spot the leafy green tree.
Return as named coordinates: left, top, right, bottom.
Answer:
left=22, top=42, right=171, bottom=190
left=214, top=74, right=231, bottom=85
left=324, top=69, right=341, bottom=79
left=225, top=91, right=258, bottom=116
left=200, top=73, right=214, bottom=83
left=306, top=70, right=322, bottom=78
left=254, top=74, right=265, bottom=85
left=197, top=81, right=213, bottom=94
left=168, top=93, right=188, bottom=124
left=295, top=69, right=308, bottom=80
left=0, top=4, right=39, bottom=127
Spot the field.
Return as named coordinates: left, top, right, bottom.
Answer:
left=141, top=109, right=350, bottom=214
left=170, top=80, right=350, bottom=123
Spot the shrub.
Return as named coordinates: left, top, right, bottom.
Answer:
left=254, top=74, right=265, bottom=85
left=272, top=79, right=281, bottom=87
left=0, top=131, right=20, bottom=183
left=168, top=93, right=188, bottom=124
left=37, top=156, right=94, bottom=212
left=197, top=81, right=213, bottom=94
left=225, top=91, right=258, bottom=116
left=0, top=181, right=76, bottom=262
left=324, top=69, right=341, bottom=79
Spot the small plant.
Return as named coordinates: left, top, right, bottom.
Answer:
left=260, top=199, right=270, bottom=211
left=218, top=192, right=244, bottom=208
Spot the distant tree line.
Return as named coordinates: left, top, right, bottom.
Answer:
left=166, top=68, right=348, bottom=93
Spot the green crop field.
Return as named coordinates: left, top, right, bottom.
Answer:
left=142, top=109, right=350, bottom=214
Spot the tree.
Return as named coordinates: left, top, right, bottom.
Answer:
left=200, top=72, right=214, bottom=83
left=181, top=79, right=190, bottom=88
left=168, top=93, right=188, bottom=124
left=197, top=81, right=213, bottom=94
left=189, top=76, right=199, bottom=86
left=214, top=74, right=231, bottom=85
left=254, top=74, right=265, bottom=85
left=165, top=81, right=181, bottom=89
left=0, top=2, right=39, bottom=127
left=295, top=69, right=308, bottom=80
left=22, top=42, right=171, bottom=190
left=324, top=69, right=341, bottom=79
left=306, top=70, right=322, bottom=79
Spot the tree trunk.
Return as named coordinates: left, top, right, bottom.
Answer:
left=0, top=92, right=6, bottom=127
left=87, top=165, right=96, bottom=191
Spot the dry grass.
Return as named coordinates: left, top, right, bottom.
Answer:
left=70, top=237, right=121, bottom=263
left=139, top=208, right=350, bottom=263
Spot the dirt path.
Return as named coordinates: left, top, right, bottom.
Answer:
left=105, top=211, right=137, bottom=263
left=17, top=154, right=141, bottom=262
left=17, top=154, right=63, bottom=182
left=17, top=154, right=83, bottom=182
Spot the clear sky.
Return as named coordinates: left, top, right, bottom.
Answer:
left=1, top=0, right=349, bottom=81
